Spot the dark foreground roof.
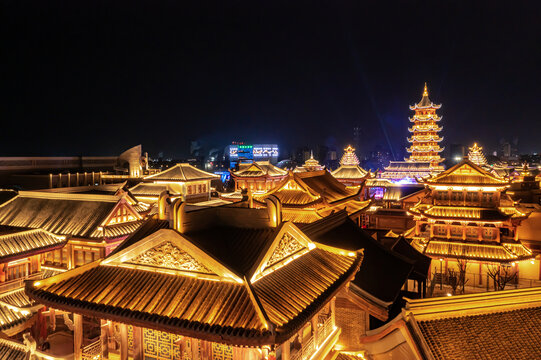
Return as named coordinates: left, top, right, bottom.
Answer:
left=300, top=212, right=413, bottom=303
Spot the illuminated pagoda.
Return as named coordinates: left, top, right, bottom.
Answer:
left=27, top=195, right=364, bottom=360
left=230, top=160, right=288, bottom=192
left=331, top=145, right=371, bottom=186
left=407, top=159, right=534, bottom=279
left=253, top=170, right=371, bottom=224
left=468, top=142, right=488, bottom=167
left=293, top=151, right=324, bottom=172
left=382, top=83, right=445, bottom=181
left=130, top=163, right=219, bottom=203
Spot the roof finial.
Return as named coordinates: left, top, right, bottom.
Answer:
left=423, top=82, right=429, bottom=97
left=310, top=150, right=314, bottom=159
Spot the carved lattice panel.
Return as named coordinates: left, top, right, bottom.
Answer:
left=128, top=241, right=213, bottom=274
left=143, top=328, right=181, bottom=360
left=266, top=232, right=305, bottom=269
left=128, top=325, right=133, bottom=350
left=212, top=342, right=233, bottom=360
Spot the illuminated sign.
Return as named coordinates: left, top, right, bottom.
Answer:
left=253, top=145, right=279, bottom=158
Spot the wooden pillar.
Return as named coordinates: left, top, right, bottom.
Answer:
left=49, top=174, right=53, bottom=188
left=92, top=172, right=95, bottom=185
left=58, top=173, right=62, bottom=188
left=74, top=313, right=83, bottom=360
left=330, top=298, right=336, bottom=327
left=67, top=173, right=71, bottom=187
left=446, top=224, right=451, bottom=239
left=132, top=326, right=143, bottom=360
left=50, top=308, right=56, bottom=331
left=76, top=172, right=80, bottom=186
left=120, top=323, right=128, bottom=360
left=311, top=316, right=318, bottom=345
left=281, top=340, right=290, bottom=360
left=101, top=320, right=109, bottom=359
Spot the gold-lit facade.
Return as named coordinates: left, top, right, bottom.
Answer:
left=408, top=159, right=533, bottom=264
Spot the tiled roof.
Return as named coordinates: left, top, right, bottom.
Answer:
left=184, top=226, right=277, bottom=276
left=27, top=223, right=362, bottom=346
left=90, top=220, right=145, bottom=239
left=0, top=229, right=66, bottom=262
left=331, top=165, right=369, bottom=180
left=384, top=161, right=433, bottom=171
left=0, top=192, right=120, bottom=238
left=426, top=160, right=508, bottom=185
left=109, top=217, right=170, bottom=256
left=410, top=205, right=511, bottom=221
left=0, top=289, right=35, bottom=309
left=0, top=303, right=34, bottom=332
left=0, top=339, right=27, bottom=360
left=254, top=170, right=360, bottom=207
left=282, top=210, right=323, bottom=224
left=300, top=212, right=413, bottom=303
left=129, top=183, right=183, bottom=197
left=412, top=238, right=533, bottom=262
left=144, top=163, right=219, bottom=182
left=418, top=306, right=541, bottom=360
left=231, top=161, right=288, bottom=178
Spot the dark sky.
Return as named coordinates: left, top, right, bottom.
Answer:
left=2, top=1, right=541, bottom=158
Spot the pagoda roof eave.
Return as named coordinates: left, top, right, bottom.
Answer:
left=409, top=104, right=442, bottom=110
left=415, top=238, right=534, bottom=263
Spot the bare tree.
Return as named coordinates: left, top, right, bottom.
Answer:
left=486, top=264, right=517, bottom=291
left=450, top=251, right=469, bottom=294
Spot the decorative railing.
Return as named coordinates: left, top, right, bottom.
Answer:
left=81, top=339, right=102, bottom=360
left=0, top=273, right=42, bottom=294
left=290, top=317, right=335, bottom=360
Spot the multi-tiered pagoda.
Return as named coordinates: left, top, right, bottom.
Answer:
left=382, top=83, right=445, bottom=181
left=468, top=142, right=488, bottom=167
left=331, top=145, right=371, bottom=186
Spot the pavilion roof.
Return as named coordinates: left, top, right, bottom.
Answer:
left=231, top=161, right=288, bottom=178
left=129, top=182, right=183, bottom=197
left=144, top=163, right=219, bottom=182
left=331, top=165, right=370, bottom=180
left=27, top=218, right=362, bottom=346
left=424, top=159, right=508, bottom=186
left=0, top=191, right=142, bottom=240
left=411, top=237, right=533, bottom=263
left=254, top=170, right=361, bottom=207
left=408, top=205, right=515, bottom=222
left=0, top=229, right=67, bottom=263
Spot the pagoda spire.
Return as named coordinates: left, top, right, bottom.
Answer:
left=423, top=82, right=428, bottom=97
left=468, top=142, right=488, bottom=166
left=340, top=145, right=360, bottom=166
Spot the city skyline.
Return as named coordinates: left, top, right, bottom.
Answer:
left=2, top=1, right=541, bottom=157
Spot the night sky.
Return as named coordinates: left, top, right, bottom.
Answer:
left=2, top=1, right=541, bottom=158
